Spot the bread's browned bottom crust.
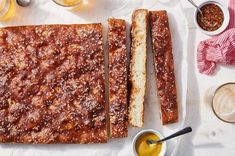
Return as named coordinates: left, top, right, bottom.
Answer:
left=150, top=11, right=178, bottom=124
left=108, top=19, right=128, bottom=138
left=0, top=24, right=107, bottom=143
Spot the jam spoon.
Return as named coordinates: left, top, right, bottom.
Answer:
left=188, top=0, right=203, bottom=16
left=146, top=127, right=192, bottom=145
left=16, top=0, right=31, bottom=7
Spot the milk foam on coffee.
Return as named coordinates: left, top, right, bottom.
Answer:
left=213, top=84, right=235, bottom=122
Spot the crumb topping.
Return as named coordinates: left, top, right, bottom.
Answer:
left=108, top=19, right=128, bottom=137
left=0, top=24, right=107, bottom=143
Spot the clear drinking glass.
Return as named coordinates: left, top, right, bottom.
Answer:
left=52, top=0, right=139, bottom=15
left=212, top=83, right=235, bottom=123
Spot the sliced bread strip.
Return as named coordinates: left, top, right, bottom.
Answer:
left=129, top=9, right=148, bottom=127
left=108, top=18, right=128, bottom=138
left=149, top=11, right=178, bottom=124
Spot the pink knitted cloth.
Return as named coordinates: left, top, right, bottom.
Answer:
left=197, top=0, right=235, bottom=75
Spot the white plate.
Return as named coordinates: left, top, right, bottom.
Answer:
left=0, top=0, right=188, bottom=156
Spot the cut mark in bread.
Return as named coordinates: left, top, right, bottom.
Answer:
left=108, top=18, right=128, bottom=138
left=129, top=9, right=148, bottom=127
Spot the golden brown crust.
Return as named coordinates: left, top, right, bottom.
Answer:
left=129, top=9, right=148, bottom=127
left=0, top=24, right=107, bottom=143
left=149, top=11, right=178, bottom=124
left=108, top=19, right=128, bottom=138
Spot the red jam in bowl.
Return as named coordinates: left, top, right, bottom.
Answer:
left=197, top=3, right=224, bottom=32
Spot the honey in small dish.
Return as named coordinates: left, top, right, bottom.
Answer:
left=135, top=132, right=162, bottom=156
left=53, top=0, right=82, bottom=7
left=0, top=0, right=15, bottom=21
left=52, top=0, right=88, bottom=11
left=63, top=0, right=81, bottom=6
left=212, top=83, right=235, bottom=123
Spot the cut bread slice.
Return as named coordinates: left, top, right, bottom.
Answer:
left=108, top=18, right=128, bottom=138
left=129, top=9, right=148, bottom=127
left=149, top=11, right=178, bottom=125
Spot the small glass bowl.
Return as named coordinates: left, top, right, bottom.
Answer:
left=52, top=0, right=82, bottom=7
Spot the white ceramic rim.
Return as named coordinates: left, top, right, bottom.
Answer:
left=132, top=129, right=167, bottom=156
left=193, top=0, right=230, bottom=36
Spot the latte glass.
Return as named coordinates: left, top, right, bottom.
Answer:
left=212, top=83, right=235, bottom=123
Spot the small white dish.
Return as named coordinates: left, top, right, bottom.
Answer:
left=132, top=129, right=167, bottom=156
left=193, top=0, right=230, bottom=36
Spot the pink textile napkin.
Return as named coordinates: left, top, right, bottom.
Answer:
left=197, top=0, right=235, bottom=75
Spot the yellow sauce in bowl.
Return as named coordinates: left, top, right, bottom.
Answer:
left=135, top=133, right=162, bottom=156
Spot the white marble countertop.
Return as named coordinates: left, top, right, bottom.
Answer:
left=178, top=0, right=235, bottom=155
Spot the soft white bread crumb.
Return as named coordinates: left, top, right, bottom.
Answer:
left=129, top=9, right=148, bottom=127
